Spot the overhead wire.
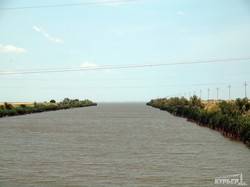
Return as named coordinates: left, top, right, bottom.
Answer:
left=0, top=0, right=137, bottom=11
left=0, top=82, right=248, bottom=90
left=0, top=56, right=250, bottom=76
left=1, top=56, right=250, bottom=76
left=1, top=71, right=250, bottom=81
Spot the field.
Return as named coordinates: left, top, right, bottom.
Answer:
left=0, top=102, right=33, bottom=106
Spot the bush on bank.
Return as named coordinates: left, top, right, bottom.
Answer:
left=147, top=96, right=250, bottom=145
left=0, top=99, right=97, bottom=118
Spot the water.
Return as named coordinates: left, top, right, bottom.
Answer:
left=0, top=103, right=249, bottom=186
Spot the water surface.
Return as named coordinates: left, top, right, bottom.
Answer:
left=0, top=103, right=249, bottom=186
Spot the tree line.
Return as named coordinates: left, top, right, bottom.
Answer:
left=0, top=98, right=97, bottom=118
left=147, top=96, right=250, bottom=146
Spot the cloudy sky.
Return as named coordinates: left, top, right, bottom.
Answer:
left=0, top=0, right=250, bottom=102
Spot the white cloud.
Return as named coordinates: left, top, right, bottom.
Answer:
left=79, top=62, right=99, bottom=68
left=177, top=11, right=186, bottom=16
left=0, top=44, right=26, bottom=53
left=104, top=69, right=112, bottom=73
left=76, top=62, right=114, bottom=74
left=4, top=70, right=18, bottom=74
left=32, top=26, right=63, bottom=44
left=32, top=26, right=42, bottom=32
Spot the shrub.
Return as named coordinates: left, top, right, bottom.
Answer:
left=50, top=99, right=56, bottom=103
left=147, top=97, right=250, bottom=145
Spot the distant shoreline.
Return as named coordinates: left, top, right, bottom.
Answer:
left=0, top=99, right=97, bottom=118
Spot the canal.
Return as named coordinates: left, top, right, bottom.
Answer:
left=0, top=103, right=249, bottom=186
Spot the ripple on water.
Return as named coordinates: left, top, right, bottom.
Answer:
left=0, top=103, right=249, bottom=186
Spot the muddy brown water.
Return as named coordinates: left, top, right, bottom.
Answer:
left=0, top=103, right=249, bottom=186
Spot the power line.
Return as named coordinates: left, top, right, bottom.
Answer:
left=0, top=0, right=137, bottom=11
left=1, top=56, right=250, bottom=76
left=1, top=71, right=250, bottom=81
left=229, top=84, right=231, bottom=100
left=244, top=82, right=248, bottom=98
left=216, top=87, right=219, bottom=100
left=0, top=82, right=236, bottom=90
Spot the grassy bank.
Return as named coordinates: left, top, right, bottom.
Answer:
left=0, top=98, right=97, bottom=118
left=147, top=96, right=250, bottom=146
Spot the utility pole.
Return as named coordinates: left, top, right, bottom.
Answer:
left=244, top=82, right=248, bottom=98
left=228, top=84, right=231, bottom=100
left=216, top=87, right=219, bottom=101
left=208, top=89, right=210, bottom=101
left=200, top=90, right=202, bottom=99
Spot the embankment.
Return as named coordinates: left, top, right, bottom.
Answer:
left=0, top=99, right=97, bottom=118
left=147, top=97, right=250, bottom=146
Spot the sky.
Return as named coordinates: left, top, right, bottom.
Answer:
left=0, top=0, right=250, bottom=102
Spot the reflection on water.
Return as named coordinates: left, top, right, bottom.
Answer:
left=0, top=103, right=249, bottom=186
